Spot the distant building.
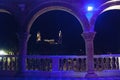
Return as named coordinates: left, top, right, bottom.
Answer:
left=58, top=30, right=62, bottom=44
left=36, top=32, right=41, bottom=42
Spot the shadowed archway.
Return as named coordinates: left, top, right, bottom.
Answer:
left=94, top=10, right=120, bottom=54
left=0, top=12, right=18, bottom=54
left=28, top=10, right=85, bottom=55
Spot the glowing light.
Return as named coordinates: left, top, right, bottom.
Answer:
left=87, top=6, right=93, bottom=11
left=0, top=50, right=7, bottom=55
left=0, top=50, right=8, bottom=60
left=36, top=32, right=41, bottom=42
left=86, top=12, right=93, bottom=21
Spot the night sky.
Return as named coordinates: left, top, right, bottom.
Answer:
left=0, top=13, right=18, bottom=53
left=0, top=9, right=120, bottom=55
left=28, top=10, right=85, bottom=55
left=94, top=10, right=120, bottom=54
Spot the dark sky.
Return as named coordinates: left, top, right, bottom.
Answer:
left=94, top=10, right=120, bottom=54
left=29, top=10, right=85, bottom=55
left=0, top=13, right=18, bottom=52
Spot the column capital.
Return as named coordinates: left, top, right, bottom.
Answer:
left=82, top=32, right=96, bottom=41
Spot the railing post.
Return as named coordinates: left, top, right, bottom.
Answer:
left=82, top=32, right=98, bottom=78
left=52, top=57, right=59, bottom=71
left=17, top=32, right=30, bottom=75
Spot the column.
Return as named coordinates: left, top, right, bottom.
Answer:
left=17, top=32, right=30, bottom=74
left=82, top=32, right=98, bottom=78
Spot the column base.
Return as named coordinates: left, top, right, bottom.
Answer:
left=85, top=72, right=98, bottom=78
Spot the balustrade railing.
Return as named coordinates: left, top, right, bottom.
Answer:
left=26, top=57, right=52, bottom=71
left=94, top=54, right=120, bottom=71
left=0, top=54, right=120, bottom=73
left=0, top=55, right=18, bottom=71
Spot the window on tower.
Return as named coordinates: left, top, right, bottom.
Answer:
left=36, top=32, right=41, bottom=42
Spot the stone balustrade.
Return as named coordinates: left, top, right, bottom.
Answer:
left=0, top=54, right=120, bottom=77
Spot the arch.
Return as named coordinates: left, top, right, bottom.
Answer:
left=28, top=10, right=85, bottom=55
left=0, top=9, right=11, bottom=14
left=90, top=0, right=120, bottom=30
left=26, top=2, right=89, bottom=33
left=102, top=5, right=120, bottom=13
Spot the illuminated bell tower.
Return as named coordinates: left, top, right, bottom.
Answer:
left=58, top=30, right=62, bottom=44
left=36, top=32, right=41, bottom=42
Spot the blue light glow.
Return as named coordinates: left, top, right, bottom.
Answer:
left=86, top=12, right=93, bottom=21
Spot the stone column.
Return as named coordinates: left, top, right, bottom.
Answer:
left=82, top=32, right=98, bottom=78
left=17, top=32, right=30, bottom=74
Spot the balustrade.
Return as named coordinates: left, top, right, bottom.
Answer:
left=0, top=54, right=119, bottom=73
left=26, top=58, right=52, bottom=71
left=0, top=55, right=18, bottom=71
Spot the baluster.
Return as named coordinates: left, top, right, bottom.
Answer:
left=95, top=58, right=99, bottom=71
left=67, top=58, right=72, bottom=71
left=0, top=59, right=1, bottom=70
left=12, top=57, right=15, bottom=71
left=27, top=58, right=29, bottom=70
left=115, top=57, right=119, bottom=69
left=78, top=58, right=82, bottom=71
left=63, top=58, right=67, bottom=71
left=81, top=58, right=84, bottom=71
left=94, top=58, right=97, bottom=71
left=40, top=59, right=43, bottom=71
left=0, top=57, right=3, bottom=70
left=37, top=59, right=41, bottom=70
left=33, top=58, right=35, bottom=70
left=14, top=57, right=17, bottom=71
left=9, top=57, right=12, bottom=70
left=110, top=57, right=113, bottom=70
left=73, top=58, right=77, bottom=71
left=26, top=58, right=28, bottom=70
left=42, top=58, right=45, bottom=71
left=81, top=58, right=86, bottom=71
left=45, top=58, right=48, bottom=71
left=112, top=57, right=116, bottom=69
left=99, top=58, right=103, bottom=71
left=59, top=58, right=62, bottom=71
left=105, top=58, right=109, bottom=70
left=102, top=58, right=106, bottom=70
left=76, top=58, right=80, bottom=72
left=43, top=59, right=46, bottom=71
left=40, top=59, right=42, bottom=71
left=34, top=58, right=38, bottom=70
left=4, top=57, right=8, bottom=70
left=29, top=58, right=32, bottom=70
